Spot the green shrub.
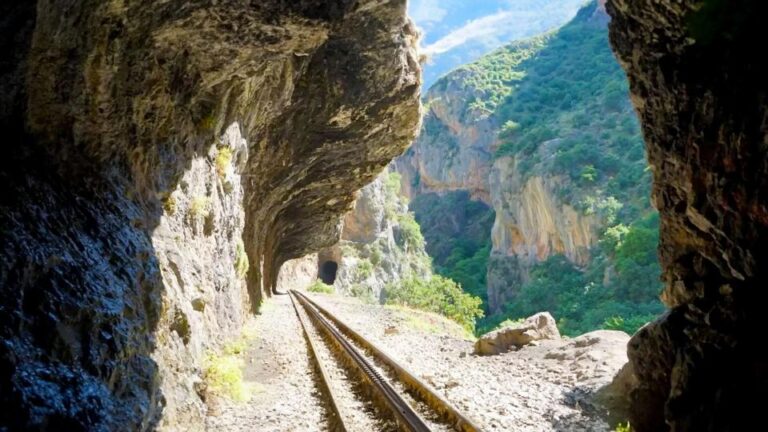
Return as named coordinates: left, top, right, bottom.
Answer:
left=356, top=259, right=373, bottom=279
left=308, top=280, right=334, bottom=294
left=189, top=196, right=211, bottom=218
left=163, top=195, right=177, bottom=215
left=203, top=321, right=260, bottom=402
left=398, top=212, right=425, bottom=251
left=235, top=240, right=249, bottom=278
left=385, top=171, right=402, bottom=196
left=385, top=275, right=483, bottom=333
left=215, top=147, right=233, bottom=178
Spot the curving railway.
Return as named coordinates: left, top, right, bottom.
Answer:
left=289, top=290, right=482, bottom=432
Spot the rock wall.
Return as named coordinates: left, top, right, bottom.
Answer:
left=488, top=155, right=599, bottom=312
left=276, top=254, right=319, bottom=292
left=395, top=68, right=498, bottom=204
left=0, top=1, right=420, bottom=430
left=607, top=0, right=768, bottom=430
left=319, top=168, right=432, bottom=302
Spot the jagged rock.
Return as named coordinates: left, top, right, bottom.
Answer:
left=607, top=0, right=768, bottom=430
left=318, top=168, right=432, bottom=301
left=474, top=312, right=561, bottom=355
left=595, top=361, right=636, bottom=426
left=396, top=68, right=498, bottom=203
left=0, top=0, right=420, bottom=429
left=487, top=166, right=600, bottom=313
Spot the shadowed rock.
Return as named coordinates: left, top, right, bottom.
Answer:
left=607, top=0, right=768, bottom=430
left=0, top=0, right=420, bottom=429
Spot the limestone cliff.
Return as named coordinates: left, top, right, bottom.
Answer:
left=488, top=156, right=600, bottom=311
left=397, top=1, right=661, bottom=334
left=0, top=1, right=420, bottom=430
left=395, top=62, right=504, bottom=204
left=317, top=168, right=432, bottom=301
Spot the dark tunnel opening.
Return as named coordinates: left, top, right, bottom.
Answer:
left=319, top=260, right=338, bottom=285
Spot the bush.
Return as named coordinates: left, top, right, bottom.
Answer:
left=163, top=195, right=177, bottom=215
left=308, top=280, right=334, bottom=294
left=356, top=259, right=373, bottom=279
left=215, top=147, right=233, bottom=178
left=189, top=196, right=211, bottom=218
left=204, top=354, right=254, bottom=402
left=397, top=213, right=425, bottom=251
left=235, top=240, right=249, bottom=278
left=385, top=275, right=484, bottom=332
left=203, top=322, right=259, bottom=402
left=385, top=171, right=402, bottom=196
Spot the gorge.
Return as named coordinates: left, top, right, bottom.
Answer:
left=1, top=0, right=767, bottom=431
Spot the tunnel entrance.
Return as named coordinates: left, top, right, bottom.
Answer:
left=319, top=260, right=338, bottom=285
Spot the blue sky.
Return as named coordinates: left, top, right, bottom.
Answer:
left=408, top=0, right=588, bottom=89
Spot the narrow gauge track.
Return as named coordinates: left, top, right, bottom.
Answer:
left=289, top=290, right=482, bottom=432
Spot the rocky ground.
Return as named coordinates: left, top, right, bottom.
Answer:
left=309, top=293, right=629, bottom=432
left=205, top=291, right=629, bottom=431
left=206, top=295, right=328, bottom=432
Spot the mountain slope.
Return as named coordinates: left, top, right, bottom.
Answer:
left=398, top=0, right=664, bottom=335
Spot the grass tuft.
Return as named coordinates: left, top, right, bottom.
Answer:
left=235, top=240, right=249, bottom=278
left=308, top=280, right=334, bottom=294
left=215, top=147, right=233, bottom=178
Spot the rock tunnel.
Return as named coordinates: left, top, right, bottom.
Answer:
left=0, top=0, right=766, bottom=430
left=319, top=260, right=339, bottom=285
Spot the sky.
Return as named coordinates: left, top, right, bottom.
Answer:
left=408, top=0, right=588, bottom=89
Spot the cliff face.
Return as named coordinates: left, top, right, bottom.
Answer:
left=319, top=169, right=432, bottom=301
left=396, top=68, right=502, bottom=204
left=488, top=156, right=599, bottom=311
left=0, top=1, right=420, bottom=430
left=398, top=2, right=651, bottom=321
left=607, top=0, right=768, bottom=430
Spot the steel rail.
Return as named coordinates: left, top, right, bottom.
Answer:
left=291, top=290, right=433, bottom=432
left=289, top=292, right=350, bottom=432
left=293, top=290, right=482, bottom=432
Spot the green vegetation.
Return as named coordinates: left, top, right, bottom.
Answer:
left=397, top=212, right=425, bottom=251
left=308, top=280, right=334, bottom=294
left=203, top=322, right=260, bottom=402
left=215, top=146, right=233, bottom=178
left=234, top=239, right=249, bottom=278
left=432, top=36, right=550, bottom=115
left=189, top=196, right=211, bottom=218
left=410, top=191, right=495, bottom=306
left=493, top=318, right=524, bottom=330
left=356, top=258, right=373, bottom=279
left=384, top=170, right=403, bottom=219
left=163, top=194, right=177, bottom=215
left=414, top=1, right=664, bottom=337
left=446, top=1, right=652, bottom=219
left=615, top=422, right=632, bottom=432
left=478, top=213, right=664, bottom=336
left=384, top=275, right=484, bottom=333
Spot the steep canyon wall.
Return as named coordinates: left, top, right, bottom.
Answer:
left=396, top=2, right=639, bottom=317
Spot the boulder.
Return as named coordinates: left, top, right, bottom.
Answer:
left=474, top=312, right=560, bottom=355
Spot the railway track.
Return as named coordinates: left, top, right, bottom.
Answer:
left=289, top=290, right=482, bottom=432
